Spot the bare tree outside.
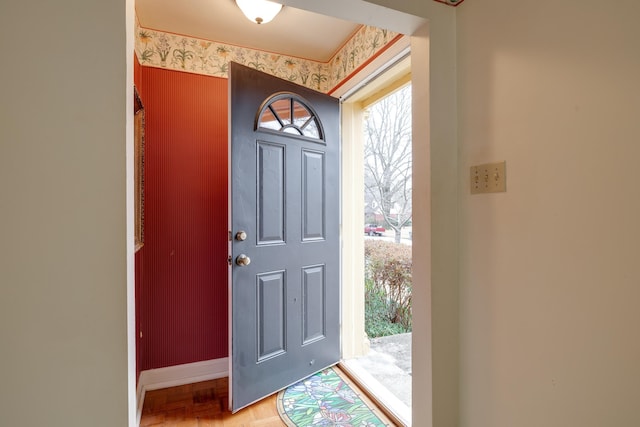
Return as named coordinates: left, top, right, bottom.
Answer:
left=364, top=85, right=412, bottom=243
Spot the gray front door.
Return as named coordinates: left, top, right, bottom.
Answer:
left=229, top=62, right=340, bottom=412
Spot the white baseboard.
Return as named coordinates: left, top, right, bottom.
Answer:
left=136, top=357, right=229, bottom=425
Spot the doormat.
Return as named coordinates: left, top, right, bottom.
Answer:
left=277, top=367, right=391, bottom=426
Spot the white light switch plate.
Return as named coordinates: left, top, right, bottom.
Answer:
left=470, top=161, right=506, bottom=194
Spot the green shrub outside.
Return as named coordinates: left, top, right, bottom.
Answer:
left=364, top=240, right=412, bottom=338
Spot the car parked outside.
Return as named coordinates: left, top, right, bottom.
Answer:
left=364, top=224, right=385, bottom=236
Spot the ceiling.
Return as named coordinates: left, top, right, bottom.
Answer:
left=135, top=0, right=363, bottom=62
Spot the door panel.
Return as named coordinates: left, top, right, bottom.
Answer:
left=302, top=150, right=326, bottom=241
left=229, top=62, right=340, bottom=412
left=256, top=271, right=286, bottom=361
left=302, top=265, right=326, bottom=344
left=257, top=142, right=286, bottom=244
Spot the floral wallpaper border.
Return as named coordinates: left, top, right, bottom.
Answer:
left=135, top=20, right=400, bottom=94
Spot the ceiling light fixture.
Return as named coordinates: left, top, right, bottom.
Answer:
left=235, top=0, right=283, bottom=25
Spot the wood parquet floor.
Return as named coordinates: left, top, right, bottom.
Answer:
left=139, top=376, right=285, bottom=427
left=140, top=368, right=399, bottom=427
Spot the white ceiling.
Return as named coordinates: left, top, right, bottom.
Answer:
left=135, top=0, right=362, bottom=62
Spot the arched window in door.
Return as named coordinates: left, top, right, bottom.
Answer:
left=257, top=93, right=325, bottom=142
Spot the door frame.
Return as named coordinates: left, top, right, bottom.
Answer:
left=338, top=45, right=413, bottom=426
left=336, top=39, right=412, bottom=361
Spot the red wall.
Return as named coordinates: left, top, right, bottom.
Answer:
left=137, top=65, right=229, bottom=370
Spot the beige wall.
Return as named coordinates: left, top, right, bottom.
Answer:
left=0, top=0, right=133, bottom=426
left=457, top=0, right=640, bottom=425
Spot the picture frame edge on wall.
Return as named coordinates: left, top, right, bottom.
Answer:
left=134, top=85, right=145, bottom=252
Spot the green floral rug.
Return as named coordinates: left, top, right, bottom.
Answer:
left=277, top=367, right=391, bottom=426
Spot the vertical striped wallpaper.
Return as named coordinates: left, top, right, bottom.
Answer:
left=139, top=66, right=229, bottom=370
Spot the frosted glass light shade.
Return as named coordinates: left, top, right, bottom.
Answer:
left=235, top=0, right=283, bottom=24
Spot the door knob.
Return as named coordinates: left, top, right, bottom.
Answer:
left=235, top=230, right=247, bottom=241
left=236, top=254, right=251, bottom=266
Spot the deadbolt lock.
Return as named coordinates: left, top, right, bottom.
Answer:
left=235, top=230, right=247, bottom=241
